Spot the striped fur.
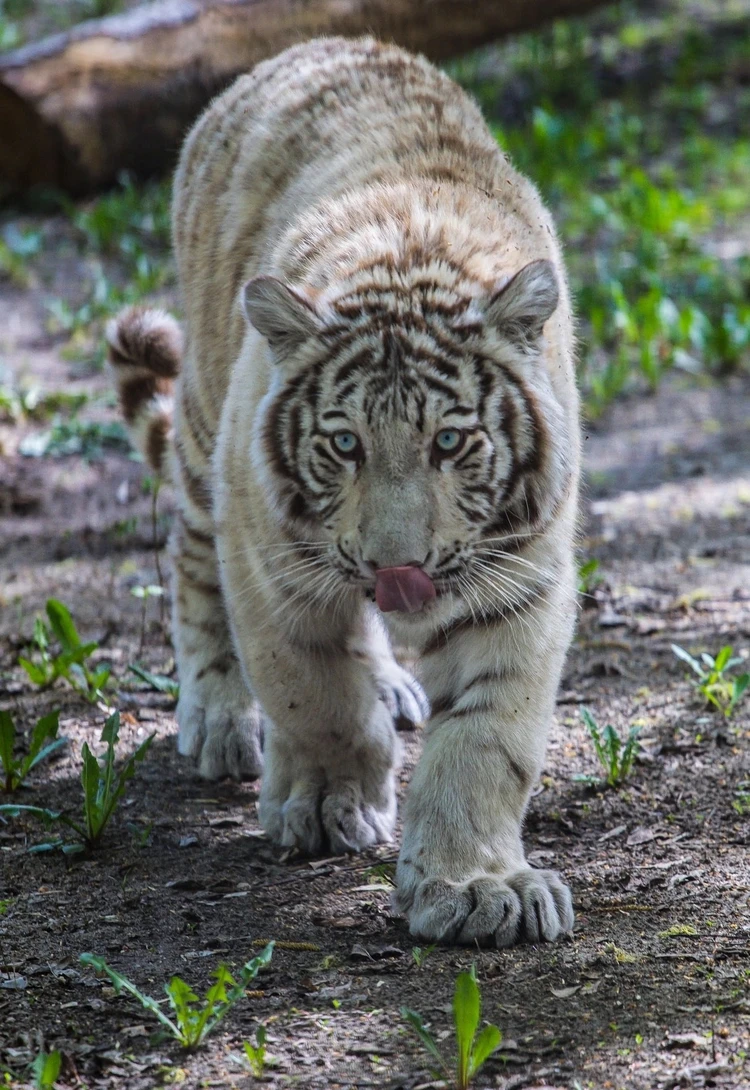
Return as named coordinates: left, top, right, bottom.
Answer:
left=113, top=38, right=580, bottom=946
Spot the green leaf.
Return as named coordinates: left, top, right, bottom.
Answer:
left=80, top=953, right=180, bottom=1038
left=199, top=943, right=274, bottom=1043
left=0, top=804, right=63, bottom=825
left=732, top=673, right=749, bottom=704
left=469, top=1024, right=502, bottom=1077
left=19, top=657, right=50, bottom=686
left=671, top=643, right=705, bottom=678
left=32, top=1049, right=61, bottom=1089
left=0, top=710, right=16, bottom=784
left=32, top=616, right=49, bottom=653
left=454, top=970, right=481, bottom=1088
left=400, top=1007, right=446, bottom=1072
left=80, top=742, right=103, bottom=843
left=27, top=710, right=60, bottom=760
left=129, top=664, right=179, bottom=697
left=714, top=646, right=732, bottom=673
left=100, top=710, right=121, bottom=748
left=46, top=599, right=81, bottom=653
left=165, top=975, right=200, bottom=1044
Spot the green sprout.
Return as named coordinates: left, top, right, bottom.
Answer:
left=79, top=943, right=274, bottom=1050
left=243, top=1026, right=271, bottom=1077
left=0, top=710, right=66, bottom=793
left=578, top=557, right=602, bottom=596
left=0, top=711, right=153, bottom=855
left=411, top=945, right=436, bottom=969
left=578, top=707, right=640, bottom=788
left=128, top=664, right=179, bottom=699
left=19, top=599, right=111, bottom=705
left=31, top=1051, right=61, bottom=1090
left=672, top=644, right=750, bottom=717
left=401, top=965, right=502, bottom=1090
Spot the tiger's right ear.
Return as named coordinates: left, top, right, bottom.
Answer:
left=242, top=276, right=320, bottom=358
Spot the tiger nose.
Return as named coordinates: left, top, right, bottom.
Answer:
left=363, top=556, right=428, bottom=573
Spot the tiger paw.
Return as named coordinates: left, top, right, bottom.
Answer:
left=176, top=680, right=263, bottom=781
left=374, top=659, right=429, bottom=728
left=394, top=863, right=574, bottom=946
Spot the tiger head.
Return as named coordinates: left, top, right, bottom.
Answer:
left=243, top=259, right=572, bottom=617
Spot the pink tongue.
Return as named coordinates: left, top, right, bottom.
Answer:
left=375, top=566, right=437, bottom=614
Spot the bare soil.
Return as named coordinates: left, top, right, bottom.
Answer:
left=1, top=222, right=750, bottom=1090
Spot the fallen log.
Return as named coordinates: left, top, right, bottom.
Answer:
left=0, top=0, right=609, bottom=197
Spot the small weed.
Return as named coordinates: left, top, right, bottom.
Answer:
left=363, top=862, right=395, bottom=886
left=80, top=942, right=274, bottom=1049
left=130, top=584, right=165, bottom=650
left=0, top=384, right=89, bottom=425
left=0, top=711, right=153, bottom=855
left=578, top=557, right=602, bottom=596
left=31, top=1051, right=61, bottom=1090
left=0, top=225, right=42, bottom=286
left=577, top=707, right=640, bottom=788
left=243, top=1026, right=271, bottom=1077
left=19, top=417, right=130, bottom=460
left=732, top=782, right=750, bottom=817
left=0, top=898, right=14, bottom=915
left=19, top=599, right=111, bottom=704
left=128, top=664, right=179, bottom=700
left=401, top=965, right=502, bottom=1090
left=0, top=710, right=66, bottom=793
left=411, top=945, right=436, bottom=969
left=672, top=644, right=750, bottom=717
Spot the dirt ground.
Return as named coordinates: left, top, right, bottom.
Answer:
left=1, top=242, right=749, bottom=1090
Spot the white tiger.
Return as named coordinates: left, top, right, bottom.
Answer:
left=108, top=37, right=580, bottom=946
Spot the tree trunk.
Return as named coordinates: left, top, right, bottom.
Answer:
left=0, top=0, right=609, bottom=197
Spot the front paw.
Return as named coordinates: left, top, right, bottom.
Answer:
left=394, top=864, right=573, bottom=946
left=177, top=685, right=263, bottom=781
left=374, top=660, right=429, bottom=728
left=260, top=773, right=397, bottom=855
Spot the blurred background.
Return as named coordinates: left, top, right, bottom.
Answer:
left=2, top=0, right=749, bottom=433
left=1, top=6, right=749, bottom=1089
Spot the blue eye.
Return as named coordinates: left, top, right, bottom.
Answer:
left=434, top=428, right=465, bottom=456
left=331, top=431, right=361, bottom=459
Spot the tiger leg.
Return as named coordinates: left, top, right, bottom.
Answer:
left=234, top=606, right=401, bottom=854
left=170, top=401, right=263, bottom=781
left=347, top=606, right=430, bottom=729
left=394, top=578, right=575, bottom=946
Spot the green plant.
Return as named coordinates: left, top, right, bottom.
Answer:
left=18, top=599, right=111, bottom=704
left=0, top=710, right=66, bottom=793
left=31, top=1051, right=61, bottom=1090
left=243, top=1026, right=270, bottom=1077
left=401, top=965, right=502, bottom=1090
left=411, top=945, right=436, bottom=969
left=0, top=711, right=153, bottom=854
left=0, top=225, right=41, bottom=286
left=450, top=12, right=750, bottom=415
left=128, top=664, right=179, bottom=699
left=19, top=417, right=130, bottom=460
left=80, top=943, right=274, bottom=1049
left=578, top=707, right=640, bottom=788
left=578, top=557, right=602, bottom=595
left=732, top=782, right=750, bottom=817
left=672, top=644, right=750, bottom=717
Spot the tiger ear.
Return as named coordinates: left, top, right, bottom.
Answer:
left=242, top=276, right=320, bottom=357
left=485, top=259, right=559, bottom=348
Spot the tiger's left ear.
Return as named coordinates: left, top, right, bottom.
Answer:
left=485, top=259, right=559, bottom=348
left=242, top=276, right=321, bottom=359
